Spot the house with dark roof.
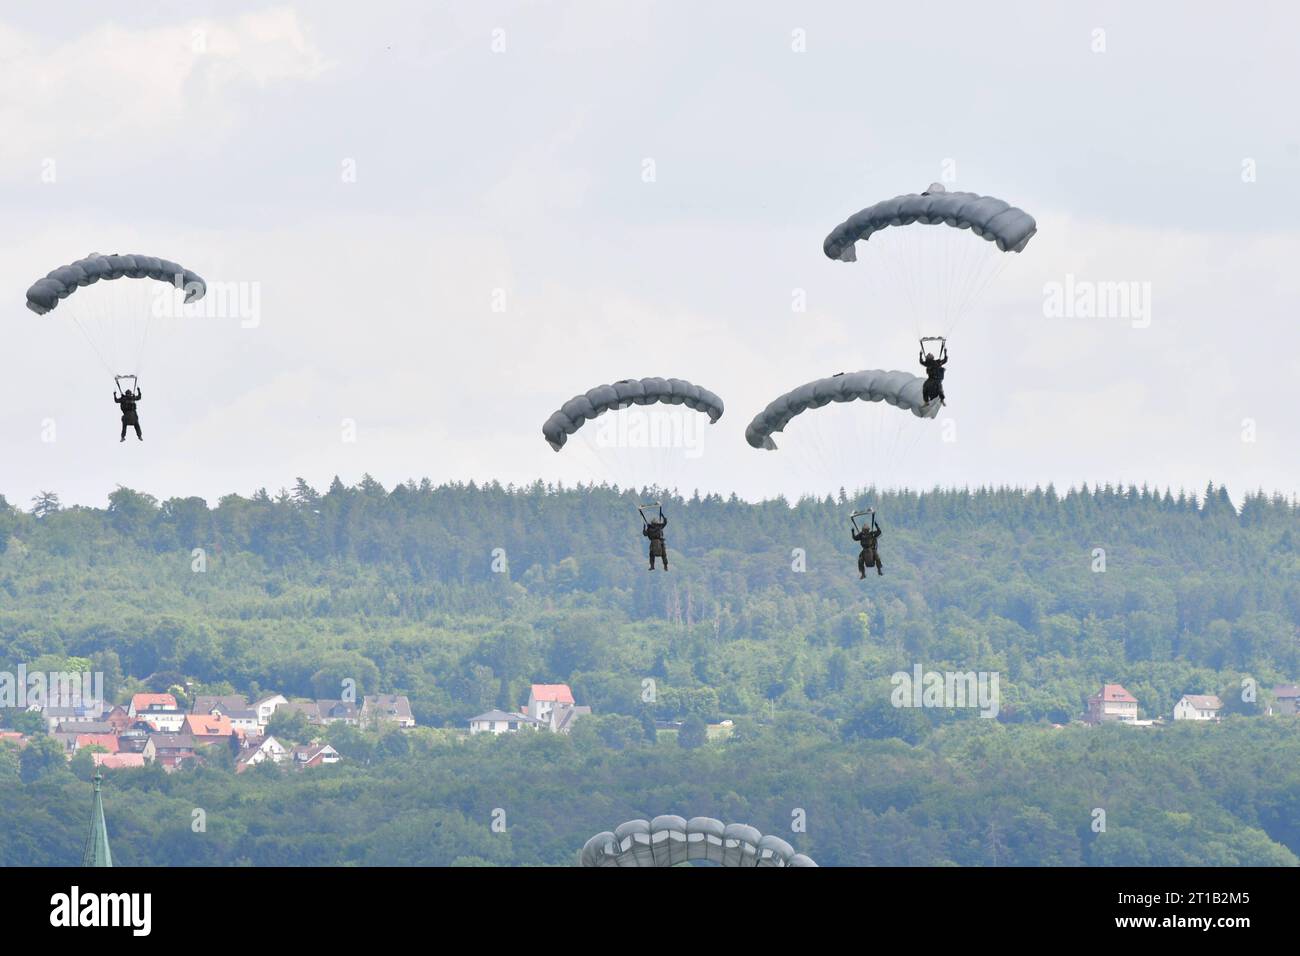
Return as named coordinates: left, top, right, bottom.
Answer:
left=58, top=720, right=115, bottom=736
left=41, top=700, right=109, bottom=733
left=142, top=734, right=197, bottom=771
left=277, top=699, right=359, bottom=726
left=361, top=694, right=416, bottom=728
left=291, top=742, right=341, bottom=768
left=236, top=735, right=288, bottom=773
left=1272, top=685, right=1299, bottom=716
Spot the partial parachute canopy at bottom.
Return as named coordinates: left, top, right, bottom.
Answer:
left=745, top=369, right=939, bottom=450
left=542, top=377, right=724, bottom=452
left=580, top=815, right=817, bottom=867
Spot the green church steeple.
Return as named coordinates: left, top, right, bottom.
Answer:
left=81, top=771, right=113, bottom=867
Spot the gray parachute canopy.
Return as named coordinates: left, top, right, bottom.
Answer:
left=823, top=182, right=1036, bottom=262
left=746, top=369, right=939, bottom=450
left=543, top=377, right=724, bottom=452
left=26, top=253, right=207, bottom=315
left=580, top=815, right=817, bottom=867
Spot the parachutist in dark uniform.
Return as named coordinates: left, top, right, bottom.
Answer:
left=115, top=385, right=142, bottom=441
left=642, top=509, right=668, bottom=570
left=920, top=343, right=948, bottom=406
left=853, top=517, right=883, bottom=578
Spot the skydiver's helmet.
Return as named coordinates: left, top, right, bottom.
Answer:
left=925, top=353, right=935, bottom=361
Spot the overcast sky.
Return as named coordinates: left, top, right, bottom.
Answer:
left=2, top=1, right=1297, bottom=509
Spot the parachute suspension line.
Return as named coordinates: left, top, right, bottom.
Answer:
left=868, top=232, right=920, bottom=333
left=940, top=225, right=975, bottom=329
left=943, top=251, right=1012, bottom=341
left=134, top=296, right=158, bottom=377
left=70, top=314, right=117, bottom=378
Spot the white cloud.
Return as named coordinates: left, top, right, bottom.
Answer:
left=0, top=9, right=331, bottom=176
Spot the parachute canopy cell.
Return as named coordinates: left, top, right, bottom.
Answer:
left=745, top=369, right=939, bottom=450
left=823, top=182, right=1037, bottom=262
left=580, top=815, right=817, bottom=867
left=543, top=377, right=724, bottom=452
left=26, top=253, right=207, bottom=315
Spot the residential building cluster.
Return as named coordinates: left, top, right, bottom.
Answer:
left=468, top=684, right=591, bottom=735
left=1084, top=682, right=1300, bottom=726
left=9, top=690, right=418, bottom=772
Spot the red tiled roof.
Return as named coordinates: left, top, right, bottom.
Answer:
left=1097, top=684, right=1137, bottom=703
left=530, top=684, right=575, bottom=704
left=75, top=734, right=121, bottom=753
left=93, top=753, right=145, bottom=769
left=131, top=693, right=178, bottom=711
left=183, top=714, right=235, bottom=737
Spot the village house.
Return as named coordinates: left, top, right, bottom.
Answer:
left=92, top=753, right=146, bottom=770
left=117, top=721, right=156, bottom=754
left=75, top=733, right=121, bottom=754
left=129, top=693, right=186, bottom=733
left=51, top=732, right=80, bottom=754
left=253, top=694, right=287, bottom=725
left=468, top=710, right=544, bottom=735
left=291, top=742, right=341, bottom=769
left=1173, top=694, right=1223, bottom=721
left=104, top=705, right=132, bottom=734
left=142, top=734, right=197, bottom=771
left=192, top=695, right=262, bottom=735
left=525, top=683, right=590, bottom=734
left=183, top=713, right=237, bottom=745
left=41, top=700, right=108, bottom=733
left=1272, top=685, right=1299, bottom=716
left=360, top=694, right=416, bottom=728
left=128, top=692, right=175, bottom=717
left=277, top=700, right=359, bottom=726
left=1085, top=684, right=1140, bottom=724
left=57, top=719, right=115, bottom=736
left=235, top=735, right=288, bottom=773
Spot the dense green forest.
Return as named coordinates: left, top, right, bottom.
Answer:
left=1, top=478, right=1298, bottom=866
